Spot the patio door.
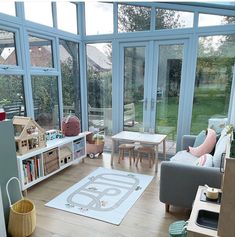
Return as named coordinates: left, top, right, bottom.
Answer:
left=120, top=40, right=189, bottom=150
left=150, top=40, right=188, bottom=150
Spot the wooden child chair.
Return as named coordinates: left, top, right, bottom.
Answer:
left=118, top=144, right=135, bottom=166
left=135, top=145, right=155, bottom=168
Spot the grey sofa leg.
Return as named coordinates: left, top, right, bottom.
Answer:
left=165, top=204, right=170, bottom=212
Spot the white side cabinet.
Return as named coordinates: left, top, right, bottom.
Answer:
left=17, top=133, right=86, bottom=191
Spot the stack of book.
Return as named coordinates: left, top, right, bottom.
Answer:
left=22, top=156, right=41, bottom=184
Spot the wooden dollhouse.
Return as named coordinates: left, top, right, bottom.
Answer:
left=13, top=116, right=46, bottom=155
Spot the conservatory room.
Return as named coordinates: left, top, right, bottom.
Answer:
left=0, top=1, right=235, bottom=237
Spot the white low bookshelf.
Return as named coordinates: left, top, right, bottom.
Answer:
left=17, top=133, right=87, bottom=191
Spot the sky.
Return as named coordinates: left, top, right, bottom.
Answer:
left=0, top=1, right=234, bottom=55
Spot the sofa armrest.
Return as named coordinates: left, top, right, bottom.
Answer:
left=182, top=135, right=196, bottom=150
left=160, top=161, right=222, bottom=209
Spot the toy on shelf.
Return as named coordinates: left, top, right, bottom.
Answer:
left=62, top=115, right=80, bottom=136
left=46, top=129, right=64, bottom=141
left=13, top=116, right=46, bottom=155
left=86, top=131, right=105, bottom=159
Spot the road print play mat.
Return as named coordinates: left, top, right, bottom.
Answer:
left=45, top=167, right=153, bottom=225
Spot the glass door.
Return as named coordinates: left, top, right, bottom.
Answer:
left=122, top=43, right=149, bottom=132
left=120, top=40, right=188, bottom=152
left=150, top=41, right=187, bottom=151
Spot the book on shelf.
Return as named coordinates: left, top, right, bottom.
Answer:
left=22, top=156, right=41, bottom=185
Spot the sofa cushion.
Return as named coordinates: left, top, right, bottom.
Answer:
left=188, top=128, right=216, bottom=157
left=193, top=130, right=207, bottom=147
left=195, top=154, right=213, bottom=167
left=170, top=150, right=198, bottom=166
left=213, top=134, right=230, bottom=167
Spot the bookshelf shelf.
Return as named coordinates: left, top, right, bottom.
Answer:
left=17, top=133, right=86, bottom=190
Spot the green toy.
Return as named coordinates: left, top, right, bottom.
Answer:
left=168, top=220, right=188, bottom=237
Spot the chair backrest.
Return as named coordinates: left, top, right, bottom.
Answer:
left=3, top=104, right=21, bottom=119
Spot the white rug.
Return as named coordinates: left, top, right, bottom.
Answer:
left=45, top=167, right=154, bottom=225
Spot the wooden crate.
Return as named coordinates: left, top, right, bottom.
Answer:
left=43, top=148, right=59, bottom=175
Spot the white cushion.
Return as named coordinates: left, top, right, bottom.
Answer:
left=170, top=150, right=198, bottom=166
left=213, top=135, right=230, bottom=167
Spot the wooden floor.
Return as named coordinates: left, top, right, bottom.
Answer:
left=28, top=153, right=189, bottom=237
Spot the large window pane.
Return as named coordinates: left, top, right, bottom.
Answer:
left=86, top=43, right=112, bottom=135
left=85, top=2, right=113, bottom=35
left=57, top=2, right=77, bottom=34
left=0, top=2, right=15, bottom=16
left=156, top=9, right=194, bottom=29
left=199, top=14, right=235, bottom=27
left=24, top=2, right=53, bottom=27
left=191, top=35, right=235, bottom=134
left=31, top=76, right=59, bottom=130
left=59, top=39, right=81, bottom=123
left=0, top=75, right=26, bottom=119
left=0, top=29, right=17, bottom=66
left=118, top=4, right=151, bottom=32
left=124, top=47, right=145, bottom=132
left=28, top=35, right=53, bottom=68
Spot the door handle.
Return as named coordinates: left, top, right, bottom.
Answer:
left=151, top=98, right=155, bottom=110
left=144, top=98, right=148, bottom=110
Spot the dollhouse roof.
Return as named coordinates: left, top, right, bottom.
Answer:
left=13, top=116, right=45, bottom=140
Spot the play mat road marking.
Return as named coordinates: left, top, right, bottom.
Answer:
left=66, top=173, right=141, bottom=212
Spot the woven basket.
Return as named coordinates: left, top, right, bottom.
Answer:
left=6, top=177, right=36, bottom=237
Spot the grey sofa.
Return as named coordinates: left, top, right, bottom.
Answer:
left=159, top=135, right=223, bottom=212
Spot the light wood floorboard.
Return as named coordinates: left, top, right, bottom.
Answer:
left=27, top=153, right=190, bottom=237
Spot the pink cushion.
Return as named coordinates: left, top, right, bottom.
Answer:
left=189, top=128, right=216, bottom=157
left=194, top=154, right=213, bottom=167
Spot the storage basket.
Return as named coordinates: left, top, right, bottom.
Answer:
left=6, top=177, right=36, bottom=237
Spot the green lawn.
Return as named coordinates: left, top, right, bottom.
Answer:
left=132, top=91, right=228, bottom=139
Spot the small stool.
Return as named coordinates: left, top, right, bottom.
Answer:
left=118, top=144, right=135, bottom=165
left=135, top=145, right=155, bottom=168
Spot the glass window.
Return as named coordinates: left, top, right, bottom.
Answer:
left=191, top=35, right=235, bottom=134
left=118, top=4, right=151, bottom=32
left=31, top=76, right=59, bottom=130
left=0, top=2, right=15, bottom=16
left=59, top=39, right=81, bottom=123
left=86, top=43, right=112, bottom=135
left=0, top=29, right=17, bottom=66
left=156, top=9, right=194, bottom=29
left=199, top=14, right=235, bottom=27
left=24, top=2, right=53, bottom=27
left=57, top=2, right=78, bottom=34
left=85, top=2, right=113, bottom=35
left=0, top=75, right=26, bottom=119
left=28, top=35, right=53, bottom=68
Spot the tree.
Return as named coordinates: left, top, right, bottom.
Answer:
left=60, top=40, right=81, bottom=118
left=87, top=67, right=112, bottom=108
left=118, top=4, right=183, bottom=32
left=118, top=5, right=151, bottom=32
